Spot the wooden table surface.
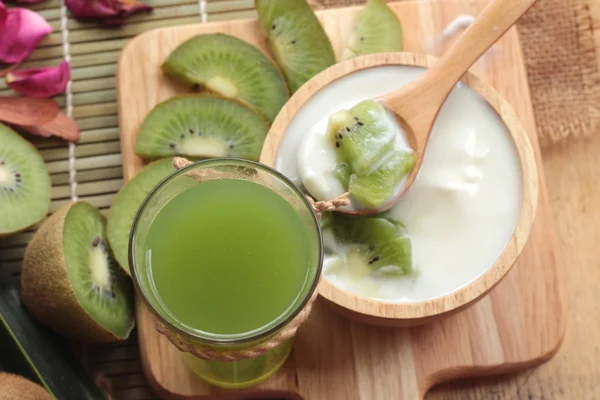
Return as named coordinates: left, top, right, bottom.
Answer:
left=427, top=3, right=600, bottom=398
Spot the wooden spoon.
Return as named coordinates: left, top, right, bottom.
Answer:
left=0, top=97, right=60, bottom=127
left=372, top=0, right=538, bottom=212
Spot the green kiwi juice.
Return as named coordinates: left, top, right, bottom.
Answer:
left=144, top=178, right=314, bottom=335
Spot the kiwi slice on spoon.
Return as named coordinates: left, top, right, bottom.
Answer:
left=107, top=158, right=175, bottom=274
left=162, top=33, right=288, bottom=123
left=135, top=95, right=269, bottom=161
left=21, top=202, right=134, bottom=343
left=255, top=0, right=336, bottom=93
left=330, top=214, right=413, bottom=276
left=341, top=0, right=404, bottom=60
left=348, top=150, right=416, bottom=208
left=0, top=124, right=51, bottom=236
left=328, top=100, right=397, bottom=175
left=327, top=100, right=415, bottom=208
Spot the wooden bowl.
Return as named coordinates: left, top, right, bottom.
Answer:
left=260, top=52, right=539, bottom=327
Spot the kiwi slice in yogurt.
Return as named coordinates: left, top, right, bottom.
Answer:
left=162, top=33, right=288, bottom=123
left=328, top=213, right=413, bottom=276
left=255, top=0, right=336, bottom=93
left=341, top=0, right=404, bottom=60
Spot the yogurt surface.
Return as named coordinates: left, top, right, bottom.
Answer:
left=275, top=66, right=523, bottom=302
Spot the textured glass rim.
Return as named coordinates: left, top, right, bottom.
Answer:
left=128, top=158, right=324, bottom=345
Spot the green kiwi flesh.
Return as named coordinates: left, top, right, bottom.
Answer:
left=329, top=214, right=413, bottom=276
left=327, top=100, right=415, bottom=208
left=21, top=202, right=134, bottom=342
left=348, top=150, right=416, bottom=208
left=341, top=0, right=404, bottom=60
left=255, top=0, right=336, bottom=93
left=162, top=33, right=288, bottom=122
left=0, top=124, right=50, bottom=236
left=107, top=158, right=175, bottom=274
left=328, top=100, right=397, bottom=175
left=135, top=95, right=269, bottom=161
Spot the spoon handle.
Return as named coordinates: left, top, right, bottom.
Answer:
left=380, top=0, right=538, bottom=151
left=427, top=0, right=538, bottom=95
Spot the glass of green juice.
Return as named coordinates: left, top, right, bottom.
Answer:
left=129, top=158, right=323, bottom=389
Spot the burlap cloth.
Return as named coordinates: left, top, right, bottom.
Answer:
left=309, top=0, right=600, bottom=148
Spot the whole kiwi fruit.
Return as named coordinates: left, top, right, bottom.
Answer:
left=0, top=373, right=52, bottom=400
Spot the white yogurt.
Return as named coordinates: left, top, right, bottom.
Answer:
left=275, top=66, right=522, bottom=302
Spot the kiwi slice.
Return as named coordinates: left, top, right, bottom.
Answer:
left=0, top=124, right=51, bottom=236
left=255, top=0, right=336, bottom=93
left=330, top=213, right=412, bottom=276
left=162, top=33, right=288, bottom=122
left=21, top=202, right=134, bottom=343
left=107, top=158, right=175, bottom=274
left=0, top=373, right=52, bottom=400
left=328, top=100, right=396, bottom=175
left=348, top=150, right=416, bottom=208
left=341, top=0, right=404, bottom=60
left=134, top=95, right=269, bottom=161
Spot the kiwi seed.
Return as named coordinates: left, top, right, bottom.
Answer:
left=21, top=202, right=135, bottom=343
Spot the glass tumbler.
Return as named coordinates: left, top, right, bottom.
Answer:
left=129, top=159, right=323, bottom=389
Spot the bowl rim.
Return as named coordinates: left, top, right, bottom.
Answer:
left=259, top=52, right=539, bottom=321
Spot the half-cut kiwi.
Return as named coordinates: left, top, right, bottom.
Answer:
left=255, top=0, right=336, bottom=93
left=21, top=202, right=135, bottom=343
left=135, top=95, right=269, bottom=161
left=341, top=0, right=404, bottom=60
left=107, top=158, right=175, bottom=274
left=0, top=124, right=51, bottom=236
left=162, top=33, right=288, bottom=122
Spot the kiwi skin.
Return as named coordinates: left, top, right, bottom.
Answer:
left=0, top=373, right=52, bottom=400
left=21, top=202, right=134, bottom=343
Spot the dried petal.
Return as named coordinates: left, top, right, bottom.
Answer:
left=15, top=112, right=80, bottom=141
left=6, top=61, right=70, bottom=98
left=65, top=0, right=152, bottom=25
left=0, top=4, right=52, bottom=64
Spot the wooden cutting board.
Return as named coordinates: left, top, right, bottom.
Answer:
left=116, top=1, right=565, bottom=398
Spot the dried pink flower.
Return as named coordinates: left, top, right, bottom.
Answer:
left=65, top=0, right=152, bottom=25
left=6, top=61, right=70, bottom=98
left=0, top=2, right=52, bottom=64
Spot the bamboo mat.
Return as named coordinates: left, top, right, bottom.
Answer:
left=0, top=0, right=597, bottom=399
